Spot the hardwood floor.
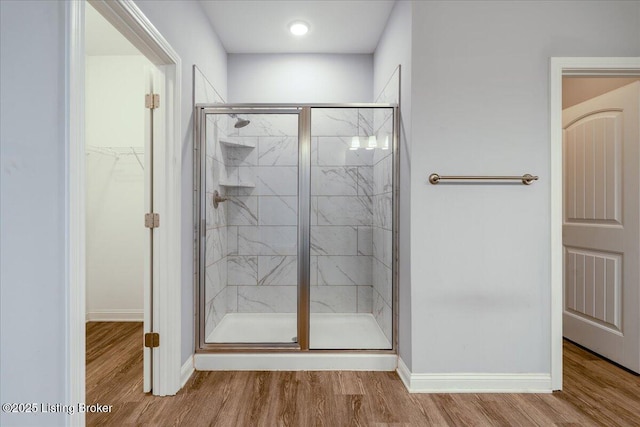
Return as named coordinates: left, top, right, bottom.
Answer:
left=86, top=322, right=640, bottom=426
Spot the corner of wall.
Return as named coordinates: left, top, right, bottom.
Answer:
left=372, top=0, right=413, bottom=371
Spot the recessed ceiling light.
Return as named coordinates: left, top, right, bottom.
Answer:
left=289, top=21, right=309, bottom=36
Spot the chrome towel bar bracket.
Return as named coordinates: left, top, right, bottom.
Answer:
left=428, top=173, right=539, bottom=185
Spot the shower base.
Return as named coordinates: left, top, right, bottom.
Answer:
left=206, top=312, right=391, bottom=349
left=196, top=313, right=396, bottom=371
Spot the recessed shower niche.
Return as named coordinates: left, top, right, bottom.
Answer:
left=195, top=104, right=397, bottom=354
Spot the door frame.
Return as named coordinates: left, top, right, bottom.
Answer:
left=549, top=56, right=640, bottom=390
left=65, top=0, right=183, bottom=418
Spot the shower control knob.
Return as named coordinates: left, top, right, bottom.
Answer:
left=213, top=190, right=228, bottom=209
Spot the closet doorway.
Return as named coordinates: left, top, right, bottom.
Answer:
left=67, top=0, right=182, bottom=411
left=84, top=2, right=159, bottom=394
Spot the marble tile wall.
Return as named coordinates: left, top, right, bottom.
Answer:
left=222, top=110, right=379, bottom=315
left=371, top=80, right=398, bottom=344
left=371, top=139, right=393, bottom=342
left=311, top=108, right=376, bottom=315
left=205, top=115, right=230, bottom=337
left=224, top=114, right=300, bottom=314
left=204, top=106, right=396, bottom=343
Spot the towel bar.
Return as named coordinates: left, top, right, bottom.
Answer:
left=428, top=173, right=538, bottom=185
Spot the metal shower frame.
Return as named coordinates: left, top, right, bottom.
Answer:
left=194, top=103, right=399, bottom=354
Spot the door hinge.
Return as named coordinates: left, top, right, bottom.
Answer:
left=145, top=93, right=160, bottom=109
left=144, top=332, right=160, bottom=348
left=145, top=213, right=160, bottom=228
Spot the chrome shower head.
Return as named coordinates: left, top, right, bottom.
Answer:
left=229, top=113, right=250, bottom=129
left=234, top=118, right=250, bottom=128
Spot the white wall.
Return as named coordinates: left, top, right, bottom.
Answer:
left=373, top=0, right=413, bottom=369
left=133, top=0, right=228, bottom=364
left=0, top=1, right=67, bottom=425
left=85, top=56, right=149, bottom=148
left=409, top=0, right=640, bottom=375
left=2, top=2, right=638, bottom=416
left=0, top=3, right=227, bottom=419
left=228, top=54, right=373, bottom=103
left=85, top=55, right=150, bottom=321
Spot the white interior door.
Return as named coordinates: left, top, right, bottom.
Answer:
left=143, top=64, right=164, bottom=392
left=563, top=81, right=640, bottom=373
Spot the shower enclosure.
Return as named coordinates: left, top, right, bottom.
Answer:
left=195, top=104, right=397, bottom=352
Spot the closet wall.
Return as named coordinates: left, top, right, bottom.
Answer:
left=85, top=54, right=151, bottom=321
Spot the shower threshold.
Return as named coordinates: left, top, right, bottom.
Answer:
left=206, top=312, right=391, bottom=349
left=196, top=313, right=396, bottom=371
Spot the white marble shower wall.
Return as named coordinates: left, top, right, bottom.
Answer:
left=371, top=107, right=394, bottom=343
left=311, top=108, right=376, bottom=315
left=223, top=113, right=300, bottom=314
left=367, top=69, right=400, bottom=344
left=205, top=115, right=230, bottom=337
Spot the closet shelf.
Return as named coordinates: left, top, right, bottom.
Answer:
left=219, top=139, right=255, bottom=149
left=219, top=181, right=256, bottom=188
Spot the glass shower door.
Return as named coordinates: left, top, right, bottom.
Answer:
left=200, top=109, right=301, bottom=345
left=196, top=104, right=396, bottom=352
left=308, top=107, right=394, bottom=350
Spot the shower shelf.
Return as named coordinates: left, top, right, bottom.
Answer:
left=219, top=181, right=255, bottom=188
left=219, top=139, right=255, bottom=149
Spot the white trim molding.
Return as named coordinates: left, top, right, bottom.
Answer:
left=396, top=356, right=412, bottom=390
left=65, top=1, right=86, bottom=426
left=88, top=0, right=176, bottom=65
left=153, top=58, right=183, bottom=397
left=181, top=357, right=195, bottom=388
left=549, top=56, right=640, bottom=392
left=195, top=353, right=398, bottom=371
left=397, top=358, right=551, bottom=393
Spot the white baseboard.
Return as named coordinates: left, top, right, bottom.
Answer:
left=195, top=353, right=398, bottom=371
left=397, top=357, right=552, bottom=393
left=397, top=356, right=413, bottom=389
left=180, top=356, right=194, bottom=388
left=86, top=309, right=143, bottom=322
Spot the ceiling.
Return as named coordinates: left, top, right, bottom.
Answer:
left=199, top=0, right=396, bottom=54
left=85, top=3, right=142, bottom=56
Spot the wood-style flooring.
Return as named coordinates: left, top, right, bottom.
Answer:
left=86, top=322, right=640, bottom=426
